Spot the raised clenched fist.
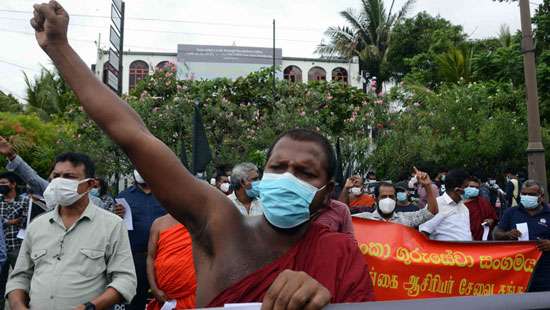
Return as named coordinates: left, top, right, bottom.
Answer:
left=30, top=1, right=69, bottom=51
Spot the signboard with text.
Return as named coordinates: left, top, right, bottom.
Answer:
left=352, top=218, right=542, bottom=300
left=177, top=44, right=282, bottom=80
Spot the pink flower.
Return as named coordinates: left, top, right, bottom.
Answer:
left=299, top=111, right=306, bottom=116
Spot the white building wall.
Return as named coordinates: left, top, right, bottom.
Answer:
left=95, top=52, right=361, bottom=94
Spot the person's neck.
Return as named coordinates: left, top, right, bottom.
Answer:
left=59, top=196, right=89, bottom=219
left=235, top=189, right=252, bottom=206
left=379, top=209, right=394, bottom=219
left=258, top=216, right=310, bottom=250
left=396, top=201, right=408, bottom=207
left=526, top=205, right=544, bottom=216
left=137, top=183, right=152, bottom=194
left=2, top=191, right=16, bottom=202
left=446, top=191, right=461, bottom=203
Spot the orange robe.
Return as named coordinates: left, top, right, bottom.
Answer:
left=147, top=224, right=196, bottom=310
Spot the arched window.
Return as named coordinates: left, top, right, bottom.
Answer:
left=129, top=60, right=149, bottom=90
left=332, top=67, right=348, bottom=83
left=283, top=65, right=302, bottom=82
left=156, top=61, right=175, bottom=71
left=308, top=66, right=326, bottom=81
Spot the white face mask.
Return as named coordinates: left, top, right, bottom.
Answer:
left=220, top=182, right=231, bottom=193
left=133, top=170, right=146, bottom=184
left=44, top=178, right=91, bottom=208
left=350, top=187, right=362, bottom=196
left=378, top=198, right=396, bottom=214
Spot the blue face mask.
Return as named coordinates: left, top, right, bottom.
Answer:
left=464, top=187, right=479, bottom=199
left=90, top=188, right=100, bottom=198
left=258, top=172, right=325, bottom=229
left=521, top=195, right=540, bottom=209
left=396, top=192, right=408, bottom=202
left=245, top=181, right=260, bottom=199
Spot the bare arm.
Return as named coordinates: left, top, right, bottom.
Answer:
left=7, top=290, right=29, bottom=310
left=414, top=167, right=438, bottom=215
left=493, top=227, right=521, bottom=240
left=146, top=220, right=166, bottom=303
left=30, top=2, right=238, bottom=239
left=338, top=177, right=358, bottom=206
left=87, top=288, right=123, bottom=310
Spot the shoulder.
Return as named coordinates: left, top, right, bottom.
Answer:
left=313, top=223, right=357, bottom=248
left=328, top=200, right=350, bottom=214
left=117, top=186, right=136, bottom=197
left=92, top=205, right=123, bottom=226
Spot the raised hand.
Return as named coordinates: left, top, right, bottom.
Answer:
left=413, top=166, right=432, bottom=188
left=30, top=1, right=69, bottom=50
left=0, top=136, right=16, bottom=160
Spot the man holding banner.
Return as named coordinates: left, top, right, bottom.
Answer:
left=494, top=180, right=550, bottom=292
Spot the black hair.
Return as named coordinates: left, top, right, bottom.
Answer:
left=53, top=152, right=96, bottom=178
left=97, top=178, right=109, bottom=196
left=367, top=171, right=376, bottom=178
left=266, top=128, right=336, bottom=181
left=444, top=169, right=469, bottom=191
left=0, top=172, right=22, bottom=185
left=466, top=176, right=481, bottom=185
left=374, top=182, right=396, bottom=198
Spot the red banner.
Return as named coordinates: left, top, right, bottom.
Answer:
left=352, top=218, right=543, bottom=300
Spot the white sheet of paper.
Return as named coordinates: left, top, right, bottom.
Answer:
left=115, top=198, right=133, bottom=230
left=224, top=303, right=262, bottom=309
left=481, top=223, right=490, bottom=241
left=516, top=222, right=529, bottom=241
left=160, top=300, right=176, bottom=310
left=16, top=229, right=25, bottom=240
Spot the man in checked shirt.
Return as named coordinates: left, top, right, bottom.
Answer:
left=0, top=172, right=27, bottom=309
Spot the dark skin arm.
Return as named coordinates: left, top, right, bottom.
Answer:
left=414, top=167, right=438, bottom=215
left=7, top=289, right=29, bottom=310
left=74, top=288, right=123, bottom=310
left=30, top=1, right=240, bottom=245
left=337, top=177, right=357, bottom=206
left=493, top=227, right=522, bottom=240
left=146, top=219, right=167, bottom=303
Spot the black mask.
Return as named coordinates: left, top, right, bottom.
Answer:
left=0, top=185, right=11, bottom=195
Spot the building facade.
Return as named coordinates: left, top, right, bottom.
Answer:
left=94, top=49, right=361, bottom=94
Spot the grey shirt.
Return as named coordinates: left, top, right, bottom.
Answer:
left=354, top=207, right=435, bottom=228
left=6, top=203, right=136, bottom=309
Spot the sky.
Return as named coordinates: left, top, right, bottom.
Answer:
left=0, top=0, right=541, bottom=101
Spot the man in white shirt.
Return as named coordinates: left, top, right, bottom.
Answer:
left=227, top=163, right=263, bottom=216
left=419, top=169, right=473, bottom=241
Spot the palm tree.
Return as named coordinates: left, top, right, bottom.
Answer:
left=24, top=67, right=78, bottom=120
left=435, top=47, right=474, bottom=83
left=316, top=0, right=415, bottom=90
left=497, top=24, right=512, bottom=48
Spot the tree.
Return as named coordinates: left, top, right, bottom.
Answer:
left=368, top=81, right=540, bottom=180
left=24, top=67, right=79, bottom=121
left=533, top=0, right=550, bottom=51
left=316, top=0, right=416, bottom=89
left=386, top=12, right=466, bottom=80
left=434, top=47, right=474, bottom=83
left=0, top=112, right=75, bottom=176
left=0, top=91, right=23, bottom=113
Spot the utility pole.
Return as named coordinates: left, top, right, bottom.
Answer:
left=519, top=0, right=548, bottom=197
